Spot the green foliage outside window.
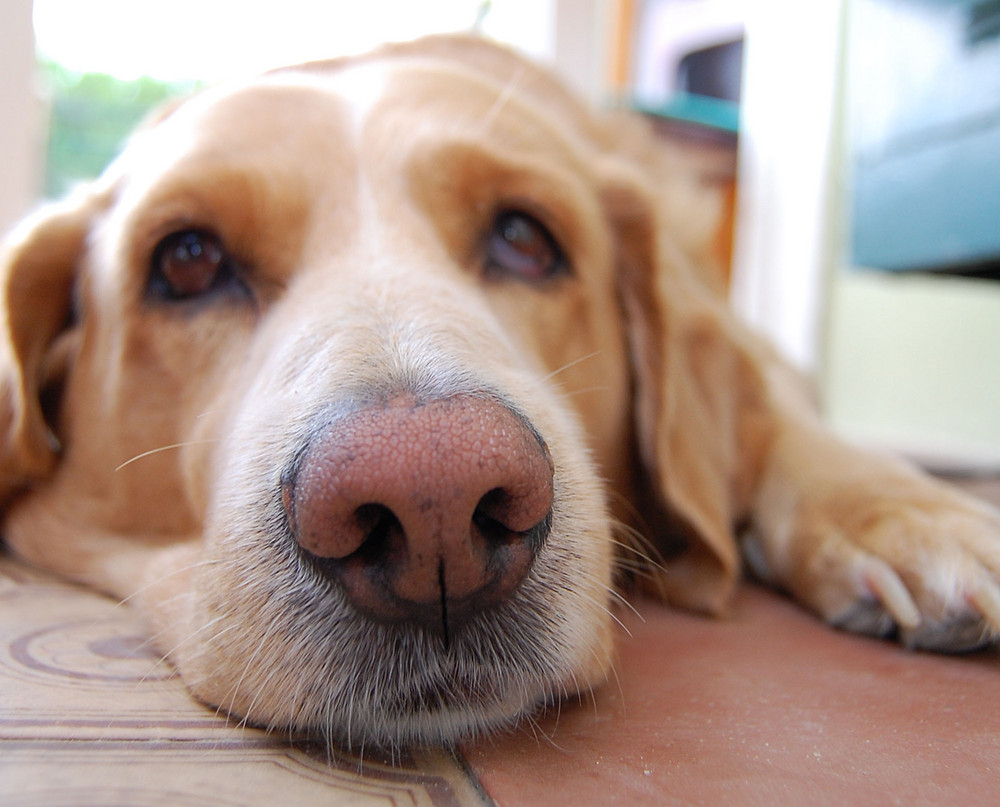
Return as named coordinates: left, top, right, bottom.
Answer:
left=39, top=60, right=201, bottom=198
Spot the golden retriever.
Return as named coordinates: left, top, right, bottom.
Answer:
left=1, top=35, right=998, bottom=751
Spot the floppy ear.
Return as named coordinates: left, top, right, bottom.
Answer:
left=0, top=190, right=100, bottom=503
left=604, top=177, right=768, bottom=615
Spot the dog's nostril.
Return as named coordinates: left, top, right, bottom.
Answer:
left=284, top=394, right=553, bottom=633
left=353, top=503, right=402, bottom=560
left=472, top=487, right=548, bottom=546
left=473, top=491, right=516, bottom=544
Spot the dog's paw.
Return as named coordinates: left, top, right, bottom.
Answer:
left=825, top=549, right=1000, bottom=652
left=745, top=481, right=1000, bottom=652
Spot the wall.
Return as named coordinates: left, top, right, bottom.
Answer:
left=730, top=0, right=845, bottom=372
left=824, top=267, right=1000, bottom=472
left=0, top=0, right=42, bottom=236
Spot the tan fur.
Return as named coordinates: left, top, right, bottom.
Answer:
left=1, top=35, right=998, bottom=750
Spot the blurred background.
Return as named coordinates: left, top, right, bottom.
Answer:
left=2, top=0, right=998, bottom=473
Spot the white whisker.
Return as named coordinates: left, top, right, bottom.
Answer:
left=606, top=585, right=644, bottom=622
left=137, top=613, right=237, bottom=683
left=539, top=350, right=602, bottom=384
left=115, top=439, right=219, bottom=471
left=114, top=558, right=219, bottom=609
left=559, top=385, right=614, bottom=400
left=477, top=66, right=525, bottom=135
left=223, top=607, right=288, bottom=719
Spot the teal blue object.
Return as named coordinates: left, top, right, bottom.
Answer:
left=634, top=91, right=740, bottom=134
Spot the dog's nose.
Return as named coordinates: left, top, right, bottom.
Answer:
left=283, top=394, right=553, bottom=637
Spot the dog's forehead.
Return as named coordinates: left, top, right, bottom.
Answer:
left=129, top=74, right=363, bottom=170
left=202, top=63, right=393, bottom=141
left=354, top=56, right=592, bottom=158
left=135, top=54, right=588, bottom=175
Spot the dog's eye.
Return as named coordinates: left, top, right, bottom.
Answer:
left=485, top=211, right=568, bottom=282
left=149, top=230, right=246, bottom=302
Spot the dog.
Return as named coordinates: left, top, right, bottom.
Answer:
left=1, top=34, right=998, bottom=751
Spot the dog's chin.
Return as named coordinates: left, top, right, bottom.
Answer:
left=176, top=546, right=607, bottom=751
left=184, top=616, right=570, bottom=750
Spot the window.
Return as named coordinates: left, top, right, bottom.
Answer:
left=32, top=0, right=554, bottom=197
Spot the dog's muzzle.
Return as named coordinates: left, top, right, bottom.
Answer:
left=281, top=394, right=554, bottom=641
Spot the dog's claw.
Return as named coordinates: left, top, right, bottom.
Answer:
left=968, top=581, right=1000, bottom=635
left=859, top=557, right=921, bottom=631
left=924, top=578, right=1000, bottom=652
left=830, top=598, right=897, bottom=639
left=828, top=555, right=918, bottom=639
left=900, top=613, right=994, bottom=653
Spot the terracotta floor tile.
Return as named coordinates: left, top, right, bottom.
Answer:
left=464, top=585, right=1000, bottom=806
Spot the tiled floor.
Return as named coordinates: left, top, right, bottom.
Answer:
left=2, top=475, right=998, bottom=805
left=465, top=582, right=1000, bottom=805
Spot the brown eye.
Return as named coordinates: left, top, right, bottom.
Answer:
left=485, top=211, right=568, bottom=282
left=149, top=229, right=248, bottom=302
